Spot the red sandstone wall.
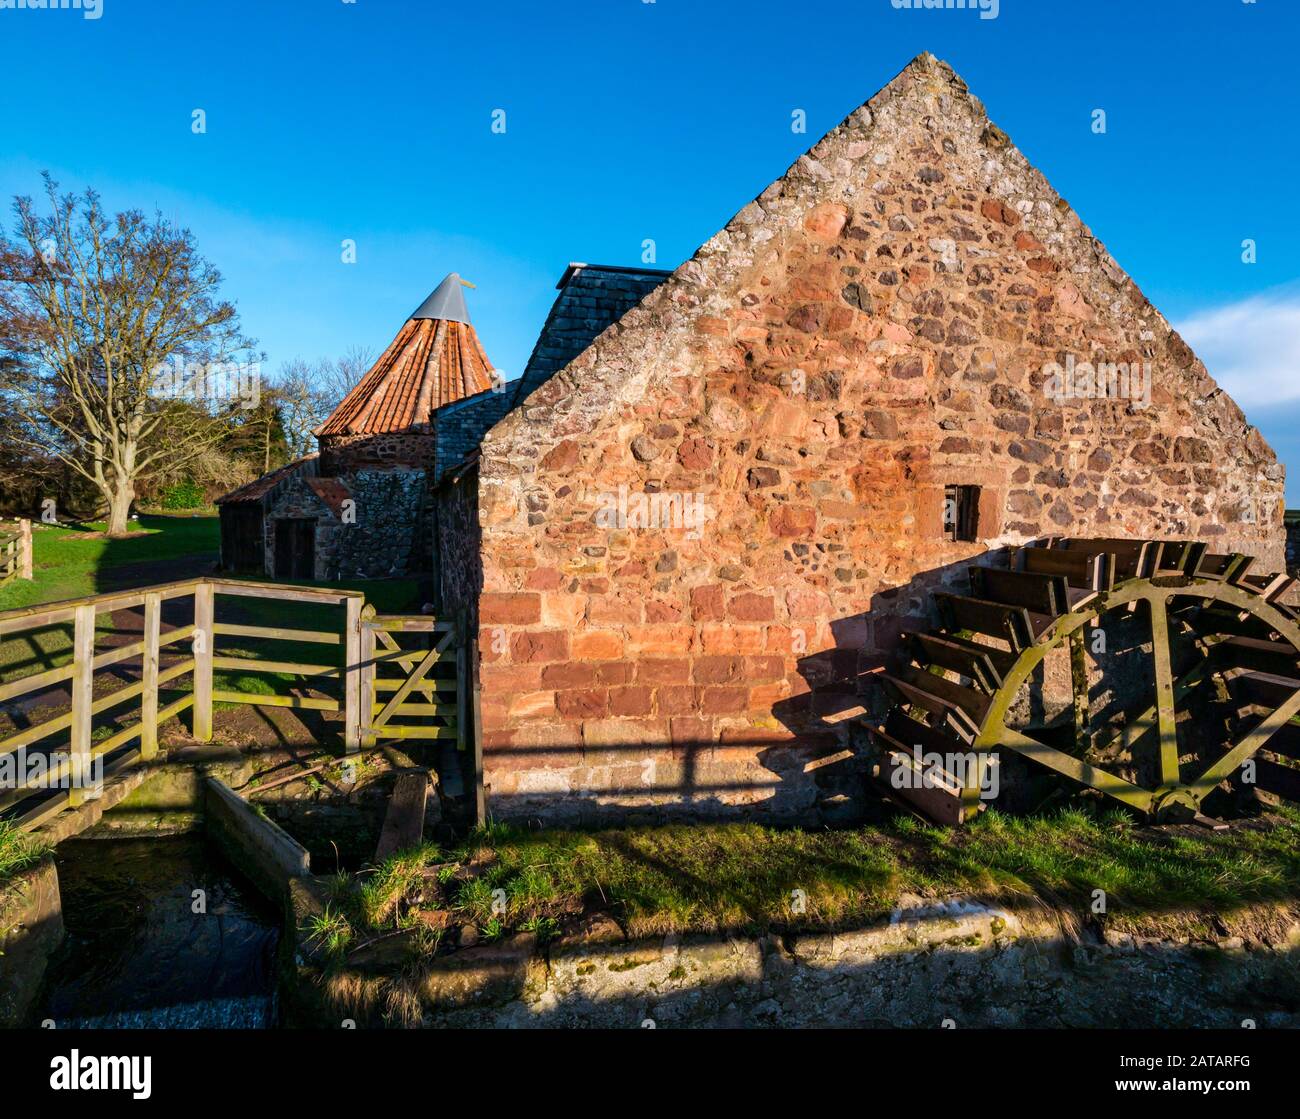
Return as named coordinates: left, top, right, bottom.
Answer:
left=472, top=56, right=1285, bottom=824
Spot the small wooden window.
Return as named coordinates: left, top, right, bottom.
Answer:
left=944, top=485, right=980, bottom=543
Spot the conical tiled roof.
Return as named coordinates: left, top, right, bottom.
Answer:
left=316, top=274, right=496, bottom=436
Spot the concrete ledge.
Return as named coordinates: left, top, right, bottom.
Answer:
left=204, top=777, right=311, bottom=904
left=303, top=894, right=1300, bottom=1028
left=31, top=766, right=152, bottom=846
left=94, top=746, right=252, bottom=836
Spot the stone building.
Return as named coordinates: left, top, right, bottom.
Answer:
left=427, top=54, right=1285, bottom=826
left=217, top=273, right=498, bottom=580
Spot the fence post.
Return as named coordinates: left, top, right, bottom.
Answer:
left=344, top=595, right=362, bottom=754
left=455, top=609, right=467, bottom=756
left=468, top=615, right=485, bottom=825
left=140, top=592, right=161, bottom=759
left=360, top=604, right=376, bottom=748
left=192, top=581, right=214, bottom=742
left=19, top=517, right=32, bottom=580
left=68, top=603, right=95, bottom=807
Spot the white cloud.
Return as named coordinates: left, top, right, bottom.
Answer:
left=1178, top=287, right=1300, bottom=408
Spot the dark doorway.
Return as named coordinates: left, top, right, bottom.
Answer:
left=219, top=504, right=265, bottom=573
left=274, top=518, right=316, bottom=580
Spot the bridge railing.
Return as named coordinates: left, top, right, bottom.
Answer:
left=0, top=577, right=383, bottom=831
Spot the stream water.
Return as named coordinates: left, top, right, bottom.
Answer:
left=38, top=834, right=282, bottom=1028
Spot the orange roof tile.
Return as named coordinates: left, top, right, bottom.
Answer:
left=317, top=296, right=496, bottom=438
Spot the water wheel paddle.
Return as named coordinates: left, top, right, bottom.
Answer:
left=870, top=538, right=1300, bottom=824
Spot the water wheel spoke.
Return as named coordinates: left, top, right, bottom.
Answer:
left=1148, top=594, right=1181, bottom=787
left=996, top=727, right=1153, bottom=812
left=1068, top=627, right=1090, bottom=748
left=1191, top=683, right=1300, bottom=798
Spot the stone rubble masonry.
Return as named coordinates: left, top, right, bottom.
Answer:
left=471, top=53, right=1285, bottom=824
left=267, top=468, right=427, bottom=580
left=319, top=429, right=437, bottom=476
left=336, top=470, right=428, bottom=579
left=265, top=472, right=344, bottom=582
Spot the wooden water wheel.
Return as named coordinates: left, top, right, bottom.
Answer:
left=869, top=538, right=1300, bottom=825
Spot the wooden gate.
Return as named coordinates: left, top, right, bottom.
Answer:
left=359, top=607, right=464, bottom=750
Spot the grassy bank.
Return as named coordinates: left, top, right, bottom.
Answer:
left=313, top=805, right=1300, bottom=957
left=0, top=822, right=47, bottom=885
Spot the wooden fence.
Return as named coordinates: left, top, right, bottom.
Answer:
left=0, top=519, right=33, bottom=586
left=0, top=577, right=471, bottom=831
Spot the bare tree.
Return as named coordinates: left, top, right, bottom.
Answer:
left=269, top=349, right=372, bottom=461
left=271, top=359, right=334, bottom=460
left=315, top=345, right=372, bottom=412
left=0, top=175, right=256, bottom=536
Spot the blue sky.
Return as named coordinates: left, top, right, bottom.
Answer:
left=2, top=0, right=1299, bottom=497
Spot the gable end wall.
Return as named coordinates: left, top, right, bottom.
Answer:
left=471, top=54, right=1284, bottom=825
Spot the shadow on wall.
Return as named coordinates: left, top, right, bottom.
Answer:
left=480, top=542, right=1172, bottom=827
left=316, top=915, right=1300, bottom=1030
left=480, top=549, right=1086, bottom=827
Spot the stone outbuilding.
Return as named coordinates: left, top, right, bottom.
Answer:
left=217, top=273, right=500, bottom=581
left=427, top=54, right=1285, bottom=826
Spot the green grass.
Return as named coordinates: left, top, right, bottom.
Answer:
left=357, top=841, right=442, bottom=928
left=212, top=577, right=419, bottom=672
left=0, top=514, right=218, bottom=612
left=0, top=821, right=48, bottom=884
left=304, top=905, right=355, bottom=956
left=312, top=806, right=1300, bottom=957
left=0, top=515, right=219, bottom=683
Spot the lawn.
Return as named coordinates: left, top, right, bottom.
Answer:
left=0, top=514, right=218, bottom=612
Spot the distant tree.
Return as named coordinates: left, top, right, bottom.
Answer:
left=269, top=349, right=373, bottom=461
left=273, top=359, right=336, bottom=460
left=228, top=390, right=291, bottom=475
left=0, top=175, right=257, bottom=535
left=314, top=345, right=372, bottom=413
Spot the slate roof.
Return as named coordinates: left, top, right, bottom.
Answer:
left=433, top=387, right=517, bottom=484
left=317, top=275, right=497, bottom=437
left=511, top=263, right=672, bottom=408
left=426, top=264, right=670, bottom=486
